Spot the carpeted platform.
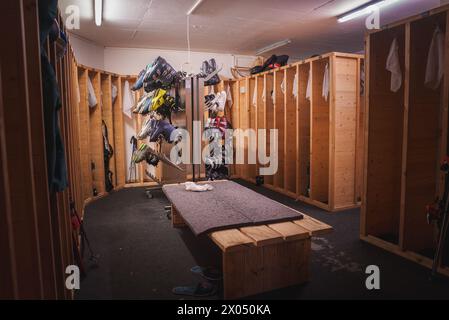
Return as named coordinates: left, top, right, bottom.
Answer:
left=163, top=180, right=303, bottom=235
left=76, top=180, right=449, bottom=300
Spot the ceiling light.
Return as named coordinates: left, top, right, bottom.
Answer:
left=187, top=0, right=205, bottom=16
left=95, top=0, right=103, bottom=26
left=338, top=0, right=402, bottom=23
left=256, top=39, right=292, bottom=56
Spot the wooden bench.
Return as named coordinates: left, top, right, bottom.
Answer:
left=171, top=205, right=332, bottom=299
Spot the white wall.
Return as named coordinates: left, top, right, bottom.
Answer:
left=69, top=33, right=105, bottom=69
left=104, top=47, right=256, bottom=78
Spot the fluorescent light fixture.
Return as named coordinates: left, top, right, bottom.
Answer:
left=256, top=39, right=292, bottom=56
left=95, top=0, right=103, bottom=26
left=187, top=0, right=205, bottom=15
left=338, top=0, right=401, bottom=23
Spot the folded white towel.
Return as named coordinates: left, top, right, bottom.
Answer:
left=185, top=182, right=214, bottom=192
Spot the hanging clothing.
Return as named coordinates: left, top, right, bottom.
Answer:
left=123, top=80, right=134, bottom=119
left=87, top=76, right=97, bottom=107
left=111, top=84, right=118, bottom=103
left=425, top=26, right=445, bottom=90
left=360, top=66, right=365, bottom=96
left=386, top=38, right=402, bottom=93
left=252, top=85, right=257, bottom=107
left=293, top=72, right=298, bottom=99
left=322, top=63, right=330, bottom=102
left=271, top=89, right=275, bottom=105
left=306, top=67, right=312, bottom=100
left=261, top=86, right=266, bottom=103
left=280, top=75, right=286, bottom=95
left=38, top=0, right=68, bottom=192
left=226, top=84, right=233, bottom=108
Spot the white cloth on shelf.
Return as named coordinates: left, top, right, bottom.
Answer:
left=306, top=67, right=312, bottom=100
left=226, top=84, right=233, bottom=108
left=293, top=72, right=298, bottom=99
left=386, top=38, right=402, bottom=93
left=252, top=84, right=257, bottom=107
left=322, top=63, right=330, bottom=101
left=87, top=77, right=97, bottom=108
left=123, top=80, right=134, bottom=119
left=425, top=26, right=445, bottom=90
left=185, top=181, right=214, bottom=192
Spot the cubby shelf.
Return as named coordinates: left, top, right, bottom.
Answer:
left=232, top=52, right=364, bottom=212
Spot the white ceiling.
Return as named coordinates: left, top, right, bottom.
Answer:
left=60, top=0, right=442, bottom=59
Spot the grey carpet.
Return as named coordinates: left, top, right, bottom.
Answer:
left=76, top=179, right=449, bottom=300
left=162, top=180, right=303, bottom=235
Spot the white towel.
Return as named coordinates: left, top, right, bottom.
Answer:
left=280, top=75, right=286, bottom=95
left=87, top=77, right=97, bottom=108
left=386, top=38, right=402, bottom=93
left=306, top=67, right=312, bottom=100
left=293, top=72, right=298, bottom=99
left=322, top=63, right=330, bottom=101
left=425, top=27, right=445, bottom=90
left=226, top=84, right=233, bottom=108
left=123, top=80, right=134, bottom=119
left=111, top=84, right=118, bottom=103
left=185, top=181, right=214, bottom=192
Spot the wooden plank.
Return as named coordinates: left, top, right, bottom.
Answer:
left=333, top=56, right=358, bottom=209
left=88, top=71, right=105, bottom=195
left=112, top=76, right=126, bottom=187
left=273, top=70, right=285, bottom=189
left=22, top=0, right=57, bottom=299
left=264, top=73, right=275, bottom=186
left=297, top=63, right=311, bottom=198
left=101, top=74, right=115, bottom=188
left=311, top=58, right=330, bottom=204
left=77, top=68, right=92, bottom=202
left=240, top=225, right=284, bottom=246
left=209, top=229, right=255, bottom=252
left=267, top=222, right=310, bottom=241
left=284, top=67, right=297, bottom=194
left=293, top=215, right=333, bottom=236
left=398, top=22, right=411, bottom=250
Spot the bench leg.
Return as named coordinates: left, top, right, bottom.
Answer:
left=222, top=238, right=311, bottom=299
left=171, top=205, right=187, bottom=228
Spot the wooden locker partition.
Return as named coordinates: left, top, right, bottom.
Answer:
left=297, top=63, right=311, bottom=198
left=362, top=5, right=449, bottom=277
left=231, top=52, right=363, bottom=212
